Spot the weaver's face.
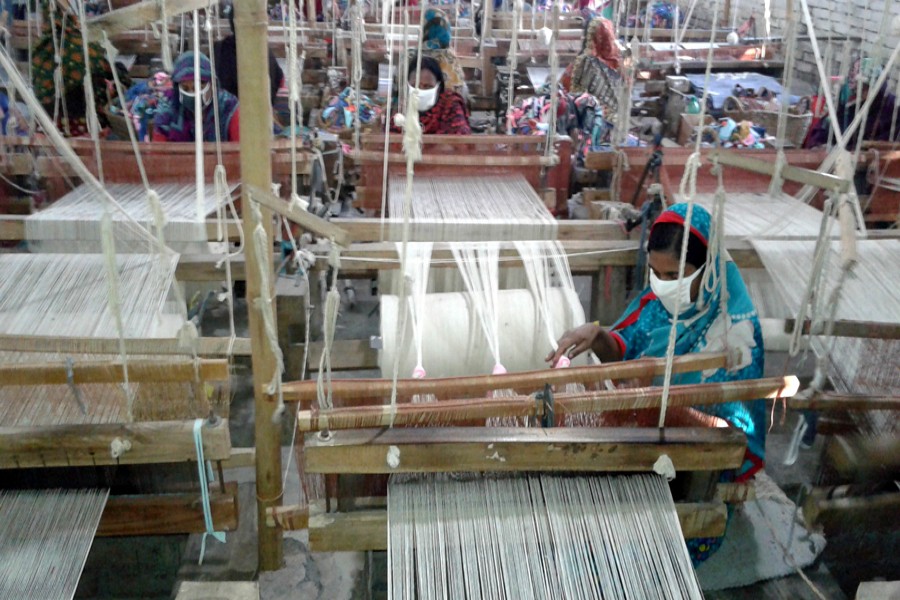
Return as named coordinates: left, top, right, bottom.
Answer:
left=412, top=70, right=439, bottom=91
left=648, top=250, right=700, bottom=281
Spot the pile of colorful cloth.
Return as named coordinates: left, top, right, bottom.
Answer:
left=106, top=72, right=172, bottom=142
left=320, top=88, right=383, bottom=132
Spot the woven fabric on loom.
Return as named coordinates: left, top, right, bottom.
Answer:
left=0, top=254, right=228, bottom=425
left=0, top=489, right=109, bottom=600
left=25, top=182, right=229, bottom=253
left=388, top=473, right=703, bottom=599
left=387, top=174, right=557, bottom=241
left=753, top=239, right=900, bottom=436
left=674, top=193, right=836, bottom=239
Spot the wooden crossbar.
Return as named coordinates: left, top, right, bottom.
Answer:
left=0, top=418, right=231, bottom=468
left=0, top=359, right=229, bottom=386
left=304, top=426, right=747, bottom=474
left=284, top=353, right=727, bottom=404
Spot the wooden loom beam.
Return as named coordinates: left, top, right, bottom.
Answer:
left=295, top=376, right=797, bottom=432
left=303, top=427, right=748, bottom=474
left=790, top=393, right=900, bottom=411
left=283, top=353, right=727, bottom=404
left=97, top=482, right=240, bottom=537
left=0, top=418, right=231, bottom=468
left=0, top=359, right=229, bottom=386
left=292, top=499, right=727, bottom=550
left=246, top=184, right=351, bottom=248
left=84, top=0, right=210, bottom=39
left=0, top=335, right=252, bottom=356
left=712, top=150, right=851, bottom=193
left=235, top=0, right=282, bottom=571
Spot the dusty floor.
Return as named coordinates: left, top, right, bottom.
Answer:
left=74, top=280, right=891, bottom=599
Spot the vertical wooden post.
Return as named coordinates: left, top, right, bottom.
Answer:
left=235, top=0, right=284, bottom=572
left=306, top=0, right=316, bottom=28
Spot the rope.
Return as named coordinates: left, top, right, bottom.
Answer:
left=505, top=0, right=522, bottom=134
left=657, top=0, right=721, bottom=428
left=192, top=419, right=227, bottom=565
left=158, top=0, right=174, bottom=72
left=76, top=0, right=104, bottom=183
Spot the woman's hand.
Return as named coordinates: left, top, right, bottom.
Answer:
left=546, top=322, right=603, bottom=367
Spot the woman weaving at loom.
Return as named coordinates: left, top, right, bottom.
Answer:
left=393, top=56, right=471, bottom=135
left=152, top=52, right=241, bottom=143
left=547, top=203, right=766, bottom=563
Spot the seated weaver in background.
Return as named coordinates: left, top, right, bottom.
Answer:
left=548, top=203, right=766, bottom=563
left=152, top=52, right=241, bottom=142
left=394, top=55, right=471, bottom=135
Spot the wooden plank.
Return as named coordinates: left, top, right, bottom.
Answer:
left=176, top=581, right=259, bottom=600
left=0, top=335, right=250, bottom=356
left=85, top=0, right=210, bottom=39
left=713, top=150, right=850, bottom=193
left=0, top=359, right=228, bottom=386
left=295, top=375, right=793, bottom=432
left=265, top=504, right=309, bottom=530
left=716, top=482, right=757, bottom=503
left=176, top=254, right=246, bottom=282
left=0, top=215, right=241, bottom=243
left=330, top=218, right=629, bottom=242
left=856, top=581, right=900, bottom=600
left=805, top=489, right=900, bottom=536
left=783, top=317, right=900, bottom=340
left=307, top=339, right=379, bottom=372
left=304, top=427, right=747, bottom=474
left=222, top=447, right=256, bottom=469
left=350, top=149, right=558, bottom=167
left=0, top=418, right=231, bottom=468
left=246, top=184, right=351, bottom=248
left=285, top=353, right=727, bottom=404
left=97, top=481, right=240, bottom=537
left=306, top=499, right=726, bottom=551
left=790, top=393, right=900, bottom=411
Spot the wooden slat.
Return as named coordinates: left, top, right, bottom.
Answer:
left=0, top=335, right=251, bottom=356
left=295, top=376, right=794, bottom=432
left=304, top=427, right=747, bottom=474
left=176, top=581, right=259, bottom=600
left=350, top=149, right=558, bottom=167
left=713, top=150, right=851, bottom=193
left=0, top=418, right=231, bottom=468
left=97, top=481, right=240, bottom=536
left=246, top=184, right=351, bottom=248
left=0, top=358, right=228, bottom=386
left=0, top=215, right=242, bottom=242
left=265, top=504, right=309, bottom=530
left=307, top=339, right=380, bottom=372
left=85, top=0, right=210, bottom=38
left=305, top=499, right=726, bottom=551
left=286, top=353, right=727, bottom=403
left=804, top=489, right=900, bottom=535
left=790, top=393, right=900, bottom=411
left=330, top=218, right=629, bottom=242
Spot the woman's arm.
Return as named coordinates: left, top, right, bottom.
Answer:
left=546, top=322, right=623, bottom=366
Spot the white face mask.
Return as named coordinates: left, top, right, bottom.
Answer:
left=650, top=266, right=705, bottom=316
left=180, top=82, right=212, bottom=111
left=408, top=83, right=439, bottom=112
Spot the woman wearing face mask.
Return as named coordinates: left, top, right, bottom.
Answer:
left=395, top=56, right=471, bottom=135
left=547, top=204, right=766, bottom=528
left=152, top=52, right=240, bottom=142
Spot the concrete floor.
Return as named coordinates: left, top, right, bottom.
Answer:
left=74, top=279, right=889, bottom=599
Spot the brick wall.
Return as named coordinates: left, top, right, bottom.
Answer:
left=689, top=0, right=900, bottom=89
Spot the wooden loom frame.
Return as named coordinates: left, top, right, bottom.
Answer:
left=270, top=353, right=800, bottom=551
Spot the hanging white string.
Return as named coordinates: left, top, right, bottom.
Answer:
left=657, top=0, right=721, bottom=428
left=192, top=10, right=205, bottom=221
left=158, top=0, right=174, bottom=71
left=248, top=197, right=286, bottom=411
left=767, top=0, right=798, bottom=197
left=76, top=0, right=104, bottom=184
left=451, top=243, right=505, bottom=374
left=505, top=0, right=522, bottom=133
left=378, top=0, right=397, bottom=232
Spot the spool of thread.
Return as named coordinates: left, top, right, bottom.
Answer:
left=554, top=355, right=571, bottom=369
left=380, top=288, right=586, bottom=378
left=492, top=363, right=508, bottom=375
left=412, top=365, right=427, bottom=379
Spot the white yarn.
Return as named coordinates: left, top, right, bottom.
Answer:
left=451, top=243, right=504, bottom=373
left=505, top=0, right=522, bottom=133
left=249, top=200, right=285, bottom=397
left=158, top=0, right=174, bottom=72
left=76, top=0, right=105, bottom=184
